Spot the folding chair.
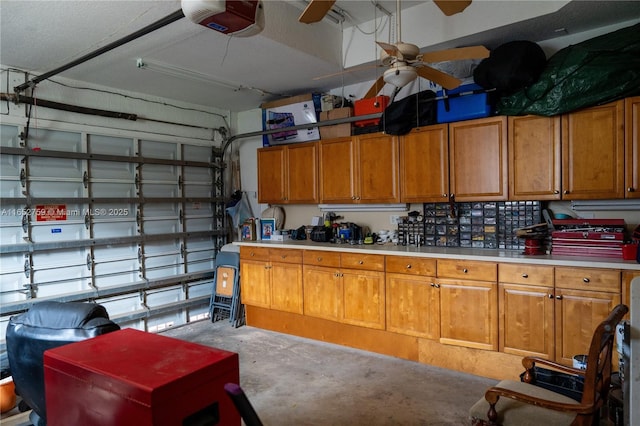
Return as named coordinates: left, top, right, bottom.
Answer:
left=209, top=251, right=243, bottom=327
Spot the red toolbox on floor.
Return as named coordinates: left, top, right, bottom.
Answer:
left=44, top=328, right=240, bottom=426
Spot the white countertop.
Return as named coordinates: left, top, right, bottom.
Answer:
left=234, top=241, right=640, bottom=271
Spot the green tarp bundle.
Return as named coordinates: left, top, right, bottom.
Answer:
left=497, top=22, right=640, bottom=116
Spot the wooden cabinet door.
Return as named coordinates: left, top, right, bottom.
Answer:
left=341, top=268, right=385, bottom=329
left=286, top=142, right=318, bottom=203
left=356, top=133, right=400, bottom=203
left=626, top=96, right=640, bottom=198
left=508, top=115, right=561, bottom=200
left=499, top=283, right=554, bottom=359
left=240, top=259, right=271, bottom=308
left=561, top=100, right=625, bottom=199
left=270, top=262, right=303, bottom=314
left=302, top=265, right=341, bottom=321
left=257, top=146, right=286, bottom=204
left=554, top=289, right=620, bottom=366
left=386, top=273, right=440, bottom=339
left=449, top=116, right=508, bottom=201
left=437, top=278, right=498, bottom=350
left=400, top=125, right=449, bottom=203
left=319, top=137, right=355, bottom=203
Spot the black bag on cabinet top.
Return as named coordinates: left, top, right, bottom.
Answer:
left=378, top=90, right=437, bottom=136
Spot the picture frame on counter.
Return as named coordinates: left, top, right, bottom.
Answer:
left=261, top=218, right=276, bottom=241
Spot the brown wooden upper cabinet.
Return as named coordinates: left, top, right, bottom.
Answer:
left=319, top=133, right=400, bottom=203
left=257, top=141, right=318, bottom=204
left=561, top=100, right=625, bottom=199
left=399, top=124, right=450, bottom=203
left=626, top=96, right=640, bottom=198
left=508, top=115, right=562, bottom=200
left=448, top=116, right=508, bottom=201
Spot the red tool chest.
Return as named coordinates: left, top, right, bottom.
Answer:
left=44, top=328, right=240, bottom=426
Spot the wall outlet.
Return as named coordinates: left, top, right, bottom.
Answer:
left=390, top=215, right=401, bottom=225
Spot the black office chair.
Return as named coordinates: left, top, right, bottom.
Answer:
left=6, top=301, right=120, bottom=426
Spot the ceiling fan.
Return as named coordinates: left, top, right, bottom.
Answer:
left=300, top=0, right=488, bottom=98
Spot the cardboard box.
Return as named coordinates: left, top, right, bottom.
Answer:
left=319, top=107, right=353, bottom=139
left=261, top=94, right=320, bottom=146
left=44, top=328, right=240, bottom=425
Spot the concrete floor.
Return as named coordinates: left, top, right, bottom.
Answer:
left=1, top=319, right=498, bottom=425
left=162, top=319, right=497, bottom=425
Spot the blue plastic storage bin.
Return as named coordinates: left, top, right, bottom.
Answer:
left=436, top=83, right=493, bottom=123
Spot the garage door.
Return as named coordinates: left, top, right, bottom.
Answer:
left=0, top=123, right=226, bottom=347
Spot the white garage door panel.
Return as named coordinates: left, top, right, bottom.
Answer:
left=185, top=237, right=215, bottom=251
left=26, top=129, right=82, bottom=152
left=143, top=218, right=180, bottom=235
left=143, top=183, right=179, bottom=198
left=88, top=135, right=134, bottom=156
left=32, top=247, right=87, bottom=269
left=185, top=218, right=213, bottom=232
left=31, top=221, right=88, bottom=242
left=185, top=201, right=213, bottom=217
left=145, top=255, right=183, bottom=279
left=92, top=219, right=137, bottom=239
left=186, top=252, right=215, bottom=272
left=146, top=285, right=183, bottom=306
left=0, top=179, right=23, bottom=198
left=144, top=240, right=181, bottom=255
left=90, top=160, right=135, bottom=180
left=0, top=125, right=21, bottom=147
left=29, top=181, right=85, bottom=198
left=29, top=157, right=84, bottom=179
left=183, top=145, right=211, bottom=162
left=91, top=182, right=137, bottom=198
left=94, top=259, right=140, bottom=288
left=0, top=206, right=24, bottom=245
left=140, top=140, right=177, bottom=160
left=188, top=281, right=213, bottom=299
left=93, top=244, right=137, bottom=261
left=34, top=276, right=92, bottom=297
left=0, top=272, right=29, bottom=304
left=1, top=153, right=21, bottom=178
left=141, top=163, right=177, bottom=181
left=97, top=293, right=143, bottom=315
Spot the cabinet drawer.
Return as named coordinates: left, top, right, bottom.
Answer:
left=341, top=253, right=385, bottom=271
left=499, top=263, right=554, bottom=286
left=555, top=267, right=620, bottom=293
left=269, top=248, right=302, bottom=264
left=303, top=250, right=340, bottom=268
left=240, top=246, right=270, bottom=261
left=437, top=259, right=497, bottom=281
left=386, top=256, right=436, bottom=276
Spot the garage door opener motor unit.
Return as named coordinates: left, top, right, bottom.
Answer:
left=181, top=0, right=264, bottom=37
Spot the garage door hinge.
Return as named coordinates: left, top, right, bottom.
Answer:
left=23, top=258, right=32, bottom=278
left=85, top=213, right=91, bottom=229
left=20, top=169, right=26, bottom=187
left=83, top=171, right=89, bottom=188
left=86, top=253, right=94, bottom=270
left=178, top=175, right=183, bottom=190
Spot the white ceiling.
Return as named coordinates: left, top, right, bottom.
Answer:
left=1, top=1, right=640, bottom=112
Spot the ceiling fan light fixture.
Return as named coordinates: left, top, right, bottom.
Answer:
left=383, top=64, right=417, bottom=88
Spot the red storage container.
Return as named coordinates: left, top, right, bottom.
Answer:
left=354, top=95, right=389, bottom=127
left=44, top=328, right=240, bottom=426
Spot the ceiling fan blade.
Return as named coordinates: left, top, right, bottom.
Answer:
left=433, top=0, right=472, bottom=16
left=376, top=41, right=403, bottom=60
left=415, top=66, right=462, bottom=90
left=299, top=0, right=336, bottom=24
left=419, top=46, right=490, bottom=63
left=363, top=75, right=386, bottom=99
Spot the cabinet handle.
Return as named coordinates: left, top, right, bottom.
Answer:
left=463, top=268, right=468, bottom=273
left=359, top=260, right=364, bottom=265
left=628, top=187, right=636, bottom=192
left=250, top=252, right=255, bottom=257
left=351, top=196, right=356, bottom=200
left=434, top=283, right=440, bottom=288
left=442, top=194, right=448, bottom=198
left=356, top=196, right=361, bottom=200
left=430, top=283, right=435, bottom=287
left=553, top=190, right=560, bottom=194
left=406, top=264, right=412, bottom=269
left=521, top=273, right=528, bottom=278
left=583, top=277, right=590, bottom=283
left=563, top=190, right=569, bottom=194
left=548, top=294, right=554, bottom=299
left=317, top=257, right=322, bottom=262
left=556, top=295, right=563, bottom=300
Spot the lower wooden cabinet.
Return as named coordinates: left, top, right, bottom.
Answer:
left=302, top=251, right=385, bottom=329
left=553, top=266, right=621, bottom=366
left=385, top=257, right=439, bottom=339
left=499, top=264, right=555, bottom=359
left=437, top=260, right=498, bottom=351
left=240, top=247, right=303, bottom=314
